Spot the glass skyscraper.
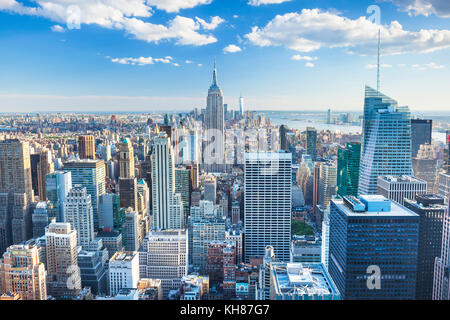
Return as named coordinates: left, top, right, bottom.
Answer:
left=337, top=142, right=361, bottom=197
left=358, top=86, right=413, bottom=195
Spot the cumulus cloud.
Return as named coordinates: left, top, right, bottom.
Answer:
left=304, top=62, right=315, bottom=68
left=248, top=0, right=292, bottom=6
left=412, top=61, right=445, bottom=70
left=245, top=8, right=450, bottom=55
left=384, top=0, right=450, bottom=18
left=51, top=24, right=65, bottom=32
left=0, top=0, right=220, bottom=46
left=111, top=56, right=178, bottom=66
left=195, top=16, right=225, bottom=30
left=291, top=54, right=317, bottom=61
left=223, top=44, right=242, bottom=53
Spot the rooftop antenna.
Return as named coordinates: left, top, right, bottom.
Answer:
left=377, top=28, right=381, bottom=93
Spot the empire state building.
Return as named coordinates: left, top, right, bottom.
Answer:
left=205, top=60, right=225, bottom=172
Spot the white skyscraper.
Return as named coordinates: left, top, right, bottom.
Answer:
left=205, top=59, right=225, bottom=172
left=244, top=152, right=292, bottom=262
left=139, top=230, right=188, bottom=297
left=64, top=185, right=94, bottom=248
left=239, top=94, right=244, bottom=116
left=151, top=134, right=184, bottom=230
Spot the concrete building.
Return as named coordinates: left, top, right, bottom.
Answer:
left=108, top=251, right=139, bottom=296
left=64, top=186, right=94, bottom=248
left=0, top=242, right=47, bottom=300
left=290, top=235, right=322, bottom=263
left=377, top=175, right=427, bottom=205
left=78, top=135, right=95, bottom=160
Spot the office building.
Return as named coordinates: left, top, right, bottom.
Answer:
left=77, top=249, right=107, bottom=296
left=175, top=168, right=191, bottom=217
left=119, top=138, right=135, bottom=178
left=46, top=171, right=72, bottom=222
left=32, top=201, right=49, bottom=238
left=290, top=236, right=322, bottom=263
left=358, top=86, right=413, bottom=195
left=108, top=251, right=139, bottom=296
left=377, top=175, right=427, bottom=205
left=328, top=195, right=419, bottom=299
left=45, top=222, right=81, bottom=299
left=404, top=194, right=445, bottom=299
left=306, top=127, right=317, bottom=161
left=124, top=209, right=140, bottom=251
left=64, top=159, right=106, bottom=230
left=0, top=242, right=47, bottom=300
left=204, top=176, right=217, bottom=203
left=245, top=153, right=292, bottom=262
left=0, top=139, right=33, bottom=252
left=151, top=135, right=184, bottom=230
left=78, top=135, right=95, bottom=160
left=64, top=186, right=94, bottom=248
left=269, top=262, right=340, bottom=300
left=413, top=144, right=438, bottom=193
left=411, top=119, right=432, bottom=158
left=139, top=230, right=188, bottom=297
left=337, top=142, right=361, bottom=197
left=319, top=162, right=337, bottom=212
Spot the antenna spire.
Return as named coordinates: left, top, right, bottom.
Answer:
left=212, top=57, right=218, bottom=86
left=377, top=29, right=381, bottom=93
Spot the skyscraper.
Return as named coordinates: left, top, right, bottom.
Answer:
left=239, top=94, right=244, bottom=117
left=108, top=251, right=139, bottom=296
left=64, top=186, right=94, bottom=248
left=413, top=144, right=438, bottom=193
left=280, top=125, right=288, bottom=152
left=45, top=222, right=81, bottom=299
left=0, top=242, right=47, bottom=300
left=151, top=134, right=184, bottom=230
left=175, top=168, right=191, bottom=218
left=46, top=171, right=72, bottom=222
left=78, top=135, right=95, bottom=160
left=358, top=86, right=413, bottom=195
left=64, top=159, right=106, bottom=230
left=205, top=60, right=225, bottom=172
left=306, top=127, right=317, bottom=161
left=433, top=200, right=450, bottom=300
left=337, top=142, right=361, bottom=197
left=377, top=175, right=427, bottom=205
left=411, top=119, right=432, bottom=158
left=244, top=152, right=292, bottom=262
left=328, top=195, right=419, bottom=300
left=0, top=139, right=34, bottom=253
left=404, top=194, right=445, bottom=300
left=119, top=138, right=135, bottom=178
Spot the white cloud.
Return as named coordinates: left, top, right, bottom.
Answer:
left=291, top=54, right=317, bottom=61
left=248, top=0, right=292, bottom=6
left=195, top=16, right=225, bottom=30
left=245, top=9, right=450, bottom=55
left=0, top=1, right=219, bottom=46
left=198, top=63, right=203, bottom=67
left=384, top=0, right=450, bottom=18
left=146, top=0, right=212, bottom=13
left=111, top=56, right=178, bottom=66
left=412, top=61, right=445, bottom=70
left=51, top=24, right=65, bottom=32
left=304, top=62, right=315, bottom=68
left=223, top=44, right=242, bottom=53
left=185, top=60, right=193, bottom=64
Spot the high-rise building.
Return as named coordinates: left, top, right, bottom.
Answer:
left=0, top=139, right=34, bottom=252
left=35, top=149, right=54, bottom=201
left=0, top=242, right=47, bottom=300
left=46, top=171, right=72, bottom=222
left=119, top=138, right=135, bottom=178
left=32, top=202, right=49, bottom=238
left=413, top=144, right=438, bottom=193
left=433, top=200, right=450, bottom=300
left=175, top=168, right=191, bottom=218
left=319, top=162, right=337, bottom=212
left=337, top=142, right=361, bottom=197
left=108, top=251, right=139, bottom=296
left=77, top=248, right=107, bottom=296
left=328, top=195, right=419, bottom=299
left=377, top=175, right=427, bottom=205
left=78, top=135, right=95, bottom=160
left=119, top=177, right=138, bottom=211
left=244, top=153, right=292, bottom=262
left=64, top=186, right=94, bottom=248
left=206, top=240, right=236, bottom=286
left=124, top=209, right=140, bottom=251
left=139, top=230, right=188, bottom=297
left=306, top=127, right=317, bottom=161
left=404, top=194, right=445, bottom=300
left=239, top=94, right=244, bottom=117
left=358, top=86, right=413, bottom=195
left=45, top=222, right=81, bottom=299
left=64, top=160, right=106, bottom=230
left=205, top=60, right=225, bottom=172
left=204, top=175, right=217, bottom=203
left=411, top=119, right=432, bottom=158
left=280, top=125, right=288, bottom=152
left=151, top=135, right=184, bottom=230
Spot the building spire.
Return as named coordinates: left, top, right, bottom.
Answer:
left=212, top=57, right=218, bottom=87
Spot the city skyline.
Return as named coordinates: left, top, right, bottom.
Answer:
left=0, top=0, right=450, bottom=112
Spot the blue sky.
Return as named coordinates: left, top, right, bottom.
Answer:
left=0, top=0, right=450, bottom=112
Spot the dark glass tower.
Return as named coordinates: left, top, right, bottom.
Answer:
left=337, top=142, right=361, bottom=197
left=411, top=119, right=432, bottom=158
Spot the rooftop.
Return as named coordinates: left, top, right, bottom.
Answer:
left=378, top=175, right=426, bottom=184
